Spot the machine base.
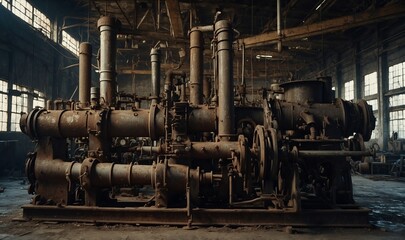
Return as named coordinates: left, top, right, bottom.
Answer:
left=21, top=204, right=370, bottom=227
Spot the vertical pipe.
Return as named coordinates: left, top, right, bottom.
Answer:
left=150, top=48, right=161, bottom=104
left=79, top=42, right=92, bottom=108
left=241, top=44, right=245, bottom=86
left=277, top=0, right=282, bottom=52
left=203, top=77, right=211, bottom=104
left=215, top=20, right=234, bottom=141
left=189, top=28, right=203, bottom=105
left=90, top=87, right=100, bottom=107
left=97, top=17, right=118, bottom=107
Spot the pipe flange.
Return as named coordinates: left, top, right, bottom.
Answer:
left=127, top=162, right=134, bottom=186
left=148, top=104, right=158, bottom=140
left=23, top=108, right=45, bottom=139
left=97, top=16, right=121, bottom=29
left=237, top=135, right=249, bottom=174
left=253, top=125, right=268, bottom=181
left=25, top=152, right=36, bottom=194
left=80, top=158, right=98, bottom=190
left=268, top=128, right=279, bottom=181
left=357, top=99, right=375, bottom=141
left=65, top=161, right=77, bottom=192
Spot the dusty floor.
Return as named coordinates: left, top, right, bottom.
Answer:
left=0, top=175, right=404, bottom=240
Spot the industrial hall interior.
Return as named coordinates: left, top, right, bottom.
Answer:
left=0, top=0, right=404, bottom=239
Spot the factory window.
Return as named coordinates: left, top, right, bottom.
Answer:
left=61, top=30, right=79, bottom=56
left=10, top=84, right=28, bottom=132
left=371, top=115, right=378, bottom=140
left=389, top=62, right=405, bottom=90
left=364, top=72, right=377, bottom=96
left=389, top=94, right=405, bottom=107
left=367, top=99, right=378, bottom=111
left=33, top=8, right=51, bottom=38
left=33, top=90, right=45, bottom=108
left=344, top=80, right=354, bottom=100
left=0, top=80, right=8, bottom=131
left=366, top=99, right=378, bottom=139
left=0, top=0, right=11, bottom=10
left=2, top=0, right=51, bottom=38
left=12, top=0, right=33, bottom=26
left=389, top=110, right=405, bottom=138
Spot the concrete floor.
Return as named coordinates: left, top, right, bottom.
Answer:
left=0, top=175, right=404, bottom=240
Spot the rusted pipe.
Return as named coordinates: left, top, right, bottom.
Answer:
left=78, top=42, right=92, bottom=108
left=35, top=158, right=212, bottom=195
left=189, top=28, right=203, bottom=105
left=190, top=25, right=213, bottom=32
left=20, top=106, right=262, bottom=139
left=137, top=141, right=240, bottom=159
left=203, top=77, right=211, bottom=104
left=298, top=150, right=373, bottom=158
left=277, top=0, right=282, bottom=52
left=150, top=48, right=161, bottom=104
left=97, top=17, right=119, bottom=107
left=215, top=20, right=235, bottom=141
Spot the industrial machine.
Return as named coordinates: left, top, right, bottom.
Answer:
left=20, top=16, right=375, bottom=226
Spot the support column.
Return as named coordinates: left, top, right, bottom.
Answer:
left=335, top=53, right=342, bottom=99
left=353, top=43, right=362, bottom=101
left=378, top=31, right=389, bottom=151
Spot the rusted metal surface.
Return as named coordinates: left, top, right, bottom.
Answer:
left=20, top=17, right=377, bottom=227
left=22, top=205, right=370, bottom=227
left=189, top=28, right=203, bottom=105
left=150, top=48, right=161, bottom=104
left=215, top=20, right=235, bottom=141
left=98, top=16, right=119, bottom=107
left=78, top=43, right=92, bottom=108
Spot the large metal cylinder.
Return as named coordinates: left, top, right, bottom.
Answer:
left=150, top=48, right=161, bottom=104
left=97, top=17, right=118, bottom=107
left=189, top=28, right=203, bottom=105
left=272, top=98, right=375, bottom=140
left=280, top=80, right=326, bottom=104
left=20, top=106, right=262, bottom=139
left=215, top=20, right=234, bottom=141
left=79, top=42, right=92, bottom=108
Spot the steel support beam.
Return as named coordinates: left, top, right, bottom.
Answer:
left=238, top=3, right=405, bottom=48
left=166, top=0, right=184, bottom=38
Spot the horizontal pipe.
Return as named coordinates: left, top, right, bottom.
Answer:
left=35, top=159, right=212, bottom=195
left=298, top=150, right=373, bottom=158
left=190, top=25, right=213, bottom=32
left=137, top=141, right=240, bottom=159
left=21, top=106, right=263, bottom=139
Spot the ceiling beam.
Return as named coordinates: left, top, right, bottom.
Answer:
left=238, top=2, right=405, bottom=48
left=166, top=0, right=184, bottom=38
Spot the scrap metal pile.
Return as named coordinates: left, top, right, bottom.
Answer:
left=20, top=16, right=375, bottom=226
